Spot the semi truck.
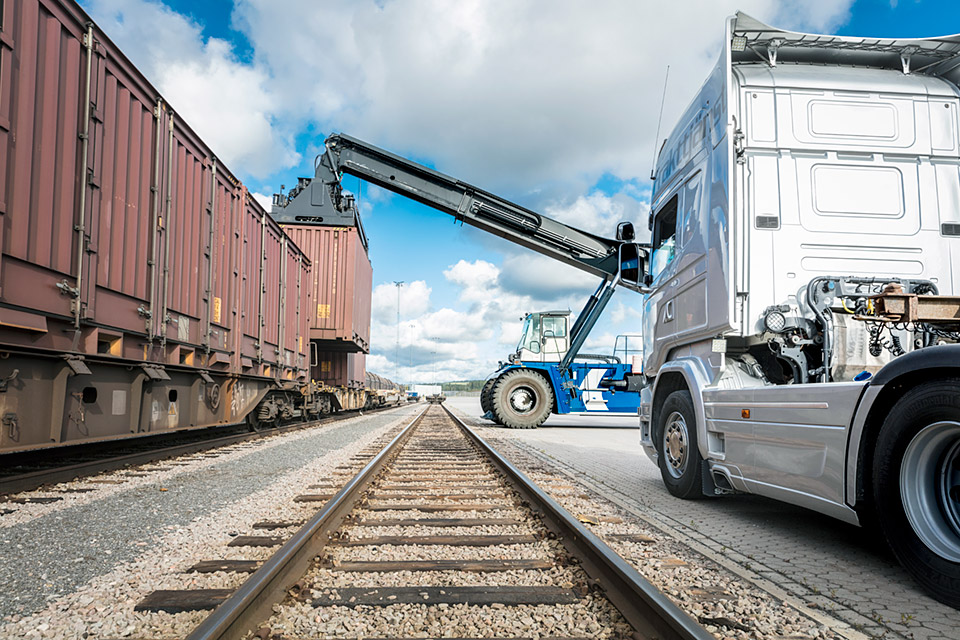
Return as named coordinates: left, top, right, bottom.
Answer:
left=636, top=13, right=960, bottom=605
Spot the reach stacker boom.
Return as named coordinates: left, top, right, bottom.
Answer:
left=272, top=133, right=648, bottom=428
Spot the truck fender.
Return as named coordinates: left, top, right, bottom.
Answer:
left=845, top=345, right=960, bottom=511
left=649, top=358, right=713, bottom=460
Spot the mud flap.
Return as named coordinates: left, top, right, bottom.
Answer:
left=701, top=459, right=719, bottom=497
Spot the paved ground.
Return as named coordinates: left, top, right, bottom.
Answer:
left=445, top=396, right=960, bottom=640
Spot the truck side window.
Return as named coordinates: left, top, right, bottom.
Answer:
left=680, top=172, right=702, bottom=248
left=650, top=195, right=679, bottom=278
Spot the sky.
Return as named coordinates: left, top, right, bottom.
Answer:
left=79, top=0, right=960, bottom=384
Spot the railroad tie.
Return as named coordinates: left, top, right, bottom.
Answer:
left=331, top=558, right=554, bottom=572
left=252, top=520, right=304, bottom=529
left=314, top=585, right=579, bottom=607
left=357, top=517, right=524, bottom=527
left=187, top=559, right=260, bottom=573
left=333, top=534, right=537, bottom=546
left=227, top=535, right=285, bottom=547
left=135, top=589, right=234, bottom=613
left=363, top=502, right=512, bottom=512
left=293, top=494, right=333, bottom=502
left=606, top=533, right=657, bottom=543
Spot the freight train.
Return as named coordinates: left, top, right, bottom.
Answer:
left=0, top=0, right=392, bottom=454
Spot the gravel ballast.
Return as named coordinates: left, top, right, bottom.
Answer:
left=0, top=404, right=418, bottom=638
left=451, top=405, right=845, bottom=640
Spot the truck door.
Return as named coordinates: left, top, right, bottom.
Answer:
left=643, top=194, right=680, bottom=373
left=644, top=172, right=708, bottom=372
left=673, top=172, right=708, bottom=337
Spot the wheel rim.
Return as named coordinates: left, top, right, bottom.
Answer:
left=508, top=385, right=538, bottom=414
left=900, top=421, right=960, bottom=562
left=662, top=411, right=689, bottom=479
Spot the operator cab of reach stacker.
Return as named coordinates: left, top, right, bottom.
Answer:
left=511, top=312, right=571, bottom=364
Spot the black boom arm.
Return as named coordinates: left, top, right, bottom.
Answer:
left=272, top=134, right=646, bottom=281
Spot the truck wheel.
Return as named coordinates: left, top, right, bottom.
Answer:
left=872, top=379, right=960, bottom=607
left=492, top=370, right=553, bottom=429
left=480, top=379, right=496, bottom=415
left=656, top=390, right=703, bottom=499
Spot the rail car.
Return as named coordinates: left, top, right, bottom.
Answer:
left=0, top=0, right=381, bottom=453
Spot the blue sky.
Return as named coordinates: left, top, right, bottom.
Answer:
left=81, top=0, right=960, bottom=383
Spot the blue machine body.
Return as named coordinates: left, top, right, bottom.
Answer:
left=491, top=361, right=643, bottom=414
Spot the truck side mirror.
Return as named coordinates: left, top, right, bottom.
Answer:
left=618, top=242, right=647, bottom=290
left=616, top=221, right=636, bottom=241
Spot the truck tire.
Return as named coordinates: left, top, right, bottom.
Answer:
left=480, top=379, right=496, bottom=416
left=872, top=379, right=960, bottom=607
left=492, top=369, right=553, bottom=429
left=656, top=390, right=703, bottom=499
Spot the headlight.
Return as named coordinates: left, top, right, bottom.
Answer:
left=764, top=310, right=786, bottom=333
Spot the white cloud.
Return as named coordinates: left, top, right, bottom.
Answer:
left=231, top=0, right=854, bottom=195
left=497, top=254, right=597, bottom=301
left=543, top=191, right=651, bottom=242
left=81, top=0, right=299, bottom=178
left=443, top=260, right=500, bottom=301
left=372, top=280, right=431, bottom=323
left=251, top=191, right=273, bottom=210
left=369, top=257, right=614, bottom=382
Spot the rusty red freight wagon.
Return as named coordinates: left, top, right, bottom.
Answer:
left=0, top=0, right=317, bottom=452
left=312, top=350, right=366, bottom=389
left=281, top=225, right=372, bottom=353
left=311, top=350, right=389, bottom=411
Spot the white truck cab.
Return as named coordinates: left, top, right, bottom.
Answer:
left=639, top=13, right=960, bottom=606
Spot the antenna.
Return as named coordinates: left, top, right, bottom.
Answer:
left=649, top=65, right=670, bottom=181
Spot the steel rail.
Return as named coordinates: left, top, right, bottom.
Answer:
left=184, top=405, right=429, bottom=640
left=0, top=404, right=405, bottom=496
left=183, top=402, right=710, bottom=640
left=443, top=404, right=713, bottom=640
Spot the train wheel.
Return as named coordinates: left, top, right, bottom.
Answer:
left=656, top=390, right=703, bottom=499
left=873, top=379, right=960, bottom=607
left=491, top=370, right=553, bottom=429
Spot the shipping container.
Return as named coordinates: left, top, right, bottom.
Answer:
left=282, top=225, right=371, bottom=352
left=312, top=349, right=366, bottom=389
left=0, top=0, right=314, bottom=452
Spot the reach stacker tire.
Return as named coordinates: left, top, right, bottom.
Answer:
left=872, top=379, right=960, bottom=608
left=491, top=369, right=553, bottom=429
left=480, top=378, right=497, bottom=419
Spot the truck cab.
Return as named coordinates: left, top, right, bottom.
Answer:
left=639, top=12, right=960, bottom=606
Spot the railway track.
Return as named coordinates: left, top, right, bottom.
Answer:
left=134, top=403, right=710, bottom=639
left=0, top=404, right=403, bottom=497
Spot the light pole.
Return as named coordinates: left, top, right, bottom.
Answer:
left=393, top=281, right=404, bottom=383
left=408, top=324, right=416, bottom=379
